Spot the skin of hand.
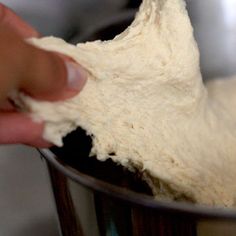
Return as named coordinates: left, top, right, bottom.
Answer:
left=0, top=4, right=87, bottom=147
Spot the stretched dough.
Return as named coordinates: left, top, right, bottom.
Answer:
left=19, top=0, right=236, bottom=207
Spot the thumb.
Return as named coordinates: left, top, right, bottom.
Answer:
left=0, top=24, right=87, bottom=102
left=19, top=45, right=88, bottom=101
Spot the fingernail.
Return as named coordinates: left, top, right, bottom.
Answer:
left=65, top=61, right=87, bottom=92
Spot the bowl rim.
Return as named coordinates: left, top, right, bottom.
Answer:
left=40, top=148, right=236, bottom=220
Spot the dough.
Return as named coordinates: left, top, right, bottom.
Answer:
left=18, top=0, right=236, bottom=207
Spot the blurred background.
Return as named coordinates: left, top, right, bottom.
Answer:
left=1, top=0, right=236, bottom=235
left=0, top=0, right=137, bottom=39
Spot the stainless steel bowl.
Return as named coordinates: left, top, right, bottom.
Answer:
left=41, top=1, right=236, bottom=235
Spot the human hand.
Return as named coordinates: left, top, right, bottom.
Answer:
left=0, top=4, right=87, bottom=147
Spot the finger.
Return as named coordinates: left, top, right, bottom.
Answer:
left=0, top=112, right=52, bottom=147
left=0, top=3, right=39, bottom=38
left=0, top=99, right=16, bottom=112
left=0, top=26, right=87, bottom=102
left=20, top=48, right=88, bottom=101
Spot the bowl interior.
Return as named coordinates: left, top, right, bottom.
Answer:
left=50, top=128, right=152, bottom=196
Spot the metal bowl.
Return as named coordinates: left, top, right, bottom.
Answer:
left=41, top=2, right=236, bottom=236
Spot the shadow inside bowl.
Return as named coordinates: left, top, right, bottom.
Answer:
left=50, top=128, right=153, bottom=196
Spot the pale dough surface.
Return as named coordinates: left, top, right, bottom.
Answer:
left=19, top=0, right=236, bottom=207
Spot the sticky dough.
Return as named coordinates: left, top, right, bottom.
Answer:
left=19, top=0, right=236, bottom=207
